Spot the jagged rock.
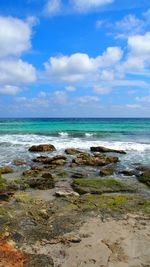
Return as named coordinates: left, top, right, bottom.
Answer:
left=100, top=166, right=114, bottom=176
left=72, top=153, right=119, bottom=166
left=26, top=176, right=55, bottom=190
left=90, top=146, right=126, bottom=154
left=65, top=148, right=81, bottom=155
left=33, top=155, right=67, bottom=165
left=29, top=144, right=56, bottom=152
left=0, top=166, right=14, bottom=174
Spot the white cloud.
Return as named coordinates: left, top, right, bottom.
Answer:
left=15, top=96, right=49, bottom=108
left=0, top=85, right=20, bottom=95
left=115, top=15, right=144, bottom=38
left=128, top=32, right=150, bottom=57
left=120, top=32, right=150, bottom=75
left=72, top=0, right=114, bottom=12
left=77, top=95, right=99, bottom=104
left=0, top=59, right=36, bottom=85
left=0, top=16, right=33, bottom=58
left=0, top=16, right=37, bottom=96
left=65, top=85, right=76, bottom=91
left=136, top=95, right=150, bottom=103
left=44, top=0, right=61, bottom=15
left=44, top=47, right=123, bottom=82
left=126, top=104, right=141, bottom=109
left=94, top=86, right=112, bottom=94
left=53, top=91, right=67, bottom=104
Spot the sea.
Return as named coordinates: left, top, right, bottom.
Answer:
left=0, top=118, right=150, bottom=168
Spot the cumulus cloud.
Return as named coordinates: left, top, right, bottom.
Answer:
left=0, top=16, right=33, bottom=58
left=0, top=16, right=37, bottom=95
left=71, top=0, right=114, bottom=12
left=0, top=85, right=20, bottom=95
left=128, top=32, right=150, bottom=57
left=44, top=47, right=123, bottom=82
left=121, top=32, right=150, bottom=75
left=0, top=59, right=36, bottom=85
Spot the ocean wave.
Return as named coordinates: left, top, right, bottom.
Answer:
left=85, top=133, right=95, bottom=137
left=58, top=132, right=69, bottom=137
left=0, top=134, right=150, bottom=152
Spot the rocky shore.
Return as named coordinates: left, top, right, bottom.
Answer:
left=0, top=144, right=150, bottom=266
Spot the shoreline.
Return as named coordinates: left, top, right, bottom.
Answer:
left=0, top=143, right=150, bottom=266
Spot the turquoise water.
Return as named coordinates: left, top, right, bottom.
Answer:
left=0, top=118, right=150, bottom=138
left=0, top=118, right=150, bottom=166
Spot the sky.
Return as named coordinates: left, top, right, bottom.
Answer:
left=0, top=0, right=150, bottom=117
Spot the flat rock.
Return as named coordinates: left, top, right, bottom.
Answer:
left=33, top=155, right=67, bottom=165
left=90, top=146, right=126, bottom=154
left=72, top=178, right=136, bottom=195
left=55, top=190, right=79, bottom=197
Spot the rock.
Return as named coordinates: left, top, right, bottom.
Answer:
left=72, top=178, right=136, bottom=195
left=29, top=144, right=56, bottom=152
left=31, top=166, right=46, bottom=171
left=136, top=166, right=150, bottom=187
left=100, top=166, right=114, bottom=176
left=42, top=172, right=54, bottom=179
left=38, top=209, right=49, bottom=220
left=65, top=148, right=81, bottom=155
left=57, top=170, right=68, bottom=178
left=137, top=173, right=150, bottom=187
left=0, top=192, right=14, bottom=201
left=26, top=176, right=55, bottom=190
left=13, top=160, right=26, bottom=166
left=72, top=171, right=89, bottom=179
left=0, top=166, right=14, bottom=174
left=55, top=190, right=79, bottom=197
left=33, top=155, right=67, bottom=165
left=22, top=170, right=40, bottom=177
left=72, top=153, right=119, bottom=166
left=25, top=254, right=54, bottom=267
left=120, top=170, right=136, bottom=176
left=90, top=146, right=126, bottom=154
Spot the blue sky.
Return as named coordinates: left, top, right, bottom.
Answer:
left=0, top=0, right=150, bottom=117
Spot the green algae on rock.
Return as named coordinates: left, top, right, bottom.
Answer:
left=72, top=178, right=136, bottom=194
left=0, top=166, right=14, bottom=174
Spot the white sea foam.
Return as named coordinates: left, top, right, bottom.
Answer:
left=0, top=134, right=150, bottom=152
left=85, top=133, right=94, bottom=137
left=58, top=132, right=69, bottom=137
